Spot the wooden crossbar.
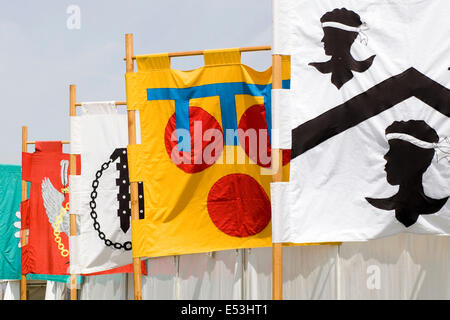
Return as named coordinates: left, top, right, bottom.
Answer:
left=124, top=45, right=271, bottom=60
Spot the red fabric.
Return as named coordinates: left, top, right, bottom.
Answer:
left=207, top=174, right=271, bottom=237
left=75, top=154, right=81, bottom=175
left=35, top=141, right=63, bottom=153
left=20, top=200, right=30, bottom=230
left=238, top=104, right=291, bottom=168
left=85, top=260, right=148, bottom=276
left=164, top=106, right=224, bottom=173
left=20, top=199, right=31, bottom=272
left=21, top=142, right=71, bottom=275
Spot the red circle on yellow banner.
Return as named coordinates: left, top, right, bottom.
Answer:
left=164, top=106, right=224, bottom=173
left=238, top=104, right=291, bottom=168
left=207, top=173, right=271, bottom=237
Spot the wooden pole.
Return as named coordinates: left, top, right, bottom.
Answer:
left=26, top=141, right=70, bottom=145
left=75, top=101, right=127, bottom=107
left=272, top=54, right=283, bottom=300
left=124, top=45, right=271, bottom=60
left=126, top=33, right=143, bottom=301
left=20, top=126, right=28, bottom=300
left=69, top=84, right=78, bottom=300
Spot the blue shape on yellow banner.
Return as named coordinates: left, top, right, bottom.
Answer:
left=147, top=80, right=290, bottom=151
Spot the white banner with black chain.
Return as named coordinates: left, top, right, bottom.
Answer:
left=69, top=102, right=143, bottom=274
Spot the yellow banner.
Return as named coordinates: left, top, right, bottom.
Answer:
left=126, top=50, right=291, bottom=258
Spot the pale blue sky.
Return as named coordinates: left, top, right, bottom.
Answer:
left=0, top=0, right=272, bottom=164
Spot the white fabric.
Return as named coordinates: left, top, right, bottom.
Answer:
left=270, top=182, right=289, bottom=243
left=272, top=0, right=294, bottom=55
left=338, top=234, right=450, bottom=299
left=272, top=0, right=450, bottom=243
left=45, top=281, right=66, bottom=300
left=178, top=251, right=242, bottom=300
left=3, top=281, right=19, bottom=300
left=81, top=101, right=117, bottom=115
left=69, top=175, right=82, bottom=215
left=70, top=236, right=450, bottom=299
left=386, top=133, right=450, bottom=161
left=70, top=116, right=82, bottom=155
left=70, top=101, right=132, bottom=274
left=271, top=89, right=292, bottom=149
left=0, top=282, right=5, bottom=300
left=79, top=274, right=128, bottom=300
left=321, top=21, right=370, bottom=45
left=137, top=252, right=242, bottom=300
left=245, top=248, right=272, bottom=300
left=283, top=245, right=338, bottom=300
left=141, top=257, right=177, bottom=300
left=386, top=133, right=440, bottom=150
left=321, top=21, right=365, bottom=32
left=245, top=246, right=338, bottom=300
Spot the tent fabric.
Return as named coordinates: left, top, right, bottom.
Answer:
left=1, top=280, right=20, bottom=300
left=177, top=251, right=242, bottom=299
left=271, top=0, right=450, bottom=244
left=338, top=234, right=450, bottom=299
left=139, top=257, right=178, bottom=300
left=4, top=281, right=20, bottom=300
left=79, top=273, right=128, bottom=300
left=0, top=165, right=22, bottom=280
left=69, top=101, right=140, bottom=275
left=137, top=251, right=242, bottom=300
left=6, top=235, right=446, bottom=300
left=118, top=234, right=449, bottom=300
left=125, top=50, right=290, bottom=258
left=44, top=280, right=66, bottom=300
left=0, top=281, right=7, bottom=299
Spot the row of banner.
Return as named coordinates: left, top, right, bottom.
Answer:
left=1, top=0, right=449, bottom=282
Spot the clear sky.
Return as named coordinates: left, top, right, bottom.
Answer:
left=0, top=0, right=272, bottom=165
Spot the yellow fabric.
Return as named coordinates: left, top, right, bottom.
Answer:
left=136, top=54, right=171, bottom=71
left=126, top=51, right=292, bottom=258
left=203, top=48, right=241, bottom=66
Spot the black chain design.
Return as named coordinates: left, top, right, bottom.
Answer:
left=90, top=157, right=132, bottom=251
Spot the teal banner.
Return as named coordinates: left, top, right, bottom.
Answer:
left=0, top=165, right=22, bottom=280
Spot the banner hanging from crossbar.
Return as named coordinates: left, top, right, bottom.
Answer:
left=126, top=50, right=291, bottom=257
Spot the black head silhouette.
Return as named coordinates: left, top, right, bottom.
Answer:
left=309, top=8, right=376, bottom=89
left=366, top=120, right=448, bottom=227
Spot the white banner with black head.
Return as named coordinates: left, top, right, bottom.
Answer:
left=69, top=102, right=142, bottom=274
left=272, top=0, right=450, bottom=243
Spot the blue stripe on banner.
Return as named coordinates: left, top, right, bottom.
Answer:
left=174, top=99, right=190, bottom=150
left=147, top=80, right=290, bottom=152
